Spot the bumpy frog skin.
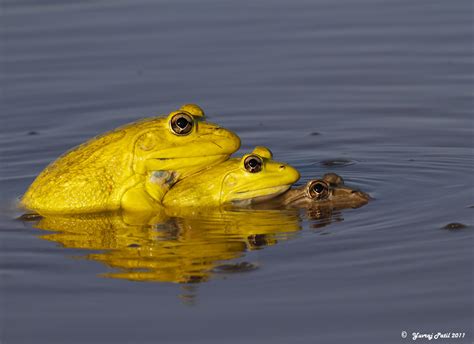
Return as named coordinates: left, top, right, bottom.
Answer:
left=162, top=146, right=300, bottom=207
left=21, top=104, right=241, bottom=214
left=275, top=173, right=370, bottom=209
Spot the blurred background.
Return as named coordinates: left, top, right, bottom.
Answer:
left=1, top=1, right=472, bottom=343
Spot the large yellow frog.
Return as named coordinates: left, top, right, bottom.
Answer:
left=21, top=104, right=241, bottom=214
left=162, top=146, right=300, bottom=207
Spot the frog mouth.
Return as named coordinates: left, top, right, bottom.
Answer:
left=152, top=153, right=228, bottom=161
left=281, top=191, right=309, bottom=205
left=149, top=136, right=240, bottom=160
left=231, top=185, right=292, bottom=204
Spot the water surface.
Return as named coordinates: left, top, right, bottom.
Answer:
left=1, top=1, right=472, bottom=343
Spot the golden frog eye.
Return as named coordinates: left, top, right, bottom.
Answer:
left=244, top=155, right=263, bottom=173
left=170, top=112, right=193, bottom=135
left=307, top=180, right=329, bottom=200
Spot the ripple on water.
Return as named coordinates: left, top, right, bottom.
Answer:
left=441, top=223, right=469, bottom=231
left=319, top=158, right=356, bottom=167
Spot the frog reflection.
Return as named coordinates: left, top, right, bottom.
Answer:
left=31, top=207, right=301, bottom=284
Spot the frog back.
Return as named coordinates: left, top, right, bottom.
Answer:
left=21, top=119, right=157, bottom=214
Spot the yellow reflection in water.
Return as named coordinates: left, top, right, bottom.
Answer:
left=33, top=207, right=302, bottom=284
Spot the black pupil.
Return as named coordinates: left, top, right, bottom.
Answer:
left=313, top=183, right=325, bottom=193
left=176, top=117, right=189, bottom=129
left=249, top=159, right=258, bottom=168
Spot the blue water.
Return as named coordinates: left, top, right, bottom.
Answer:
left=1, top=1, right=472, bottom=343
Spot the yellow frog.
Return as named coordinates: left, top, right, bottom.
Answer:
left=163, top=146, right=300, bottom=207
left=21, top=104, right=241, bottom=214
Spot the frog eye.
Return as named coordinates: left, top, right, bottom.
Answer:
left=170, top=112, right=193, bottom=135
left=307, top=180, right=329, bottom=200
left=244, top=155, right=263, bottom=173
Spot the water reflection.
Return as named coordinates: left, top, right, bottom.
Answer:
left=25, top=203, right=365, bottom=284
left=29, top=208, right=298, bottom=283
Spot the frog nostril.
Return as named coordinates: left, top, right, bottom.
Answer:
left=279, top=165, right=285, bottom=170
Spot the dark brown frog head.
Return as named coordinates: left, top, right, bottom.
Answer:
left=280, top=173, right=370, bottom=209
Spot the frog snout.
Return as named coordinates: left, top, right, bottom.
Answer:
left=280, top=164, right=300, bottom=183
left=353, top=190, right=371, bottom=201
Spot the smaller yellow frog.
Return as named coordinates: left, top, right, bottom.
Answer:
left=163, top=146, right=300, bottom=207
